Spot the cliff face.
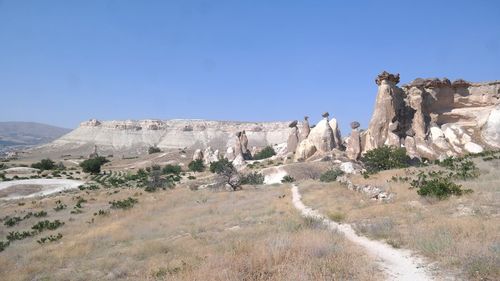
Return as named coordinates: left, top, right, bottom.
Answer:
left=361, top=72, right=500, bottom=159
left=42, top=119, right=290, bottom=155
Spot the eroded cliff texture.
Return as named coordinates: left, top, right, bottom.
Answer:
left=42, top=119, right=290, bottom=155
left=362, top=72, right=500, bottom=159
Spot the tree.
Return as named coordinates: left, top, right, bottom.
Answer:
left=361, top=146, right=409, bottom=174
left=148, top=146, right=161, bottom=154
left=162, top=164, right=182, bottom=175
left=188, top=159, right=205, bottom=172
left=31, top=159, right=56, bottom=170
left=253, top=146, right=276, bottom=160
left=209, top=159, right=241, bottom=191
left=146, top=165, right=171, bottom=192
left=80, top=157, right=109, bottom=174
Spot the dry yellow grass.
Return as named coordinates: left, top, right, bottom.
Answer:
left=300, top=158, right=500, bottom=280
left=0, top=183, right=379, bottom=281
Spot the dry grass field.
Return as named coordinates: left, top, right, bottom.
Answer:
left=0, top=183, right=380, bottom=281
left=300, top=158, right=500, bottom=281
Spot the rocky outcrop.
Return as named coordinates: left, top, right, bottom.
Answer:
left=300, top=116, right=311, bottom=141
left=363, top=71, right=500, bottom=159
left=43, top=119, right=291, bottom=155
left=308, top=113, right=336, bottom=152
left=193, top=149, right=204, bottom=161
left=287, top=120, right=299, bottom=153
left=295, top=139, right=317, bottom=161
left=346, top=122, right=361, bottom=160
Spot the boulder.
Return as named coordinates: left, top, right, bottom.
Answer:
left=346, top=127, right=361, bottom=160
left=192, top=149, right=204, bottom=161
left=300, top=116, right=311, bottom=141
left=203, top=147, right=219, bottom=165
left=481, top=105, right=500, bottom=148
left=328, top=118, right=342, bottom=148
left=308, top=115, right=335, bottom=152
left=295, top=139, right=317, bottom=161
left=225, top=147, right=236, bottom=161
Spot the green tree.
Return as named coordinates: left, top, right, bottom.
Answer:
left=188, top=159, right=205, bottom=172
left=31, top=159, right=56, bottom=170
left=80, top=157, right=109, bottom=174
left=162, top=164, right=182, bottom=175
left=209, top=159, right=241, bottom=191
left=148, top=146, right=161, bottom=154
left=361, top=146, right=409, bottom=174
left=253, top=146, right=276, bottom=160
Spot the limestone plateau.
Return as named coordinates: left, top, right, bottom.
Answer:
left=40, top=71, right=499, bottom=161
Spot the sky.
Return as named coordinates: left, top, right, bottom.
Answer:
left=0, top=0, right=499, bottom=134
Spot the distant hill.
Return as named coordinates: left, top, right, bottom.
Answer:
left=0, top=122, right=71, bottom=149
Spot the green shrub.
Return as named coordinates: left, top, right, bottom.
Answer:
left=361, top=146, right=409, bottom=174
left=320, top=169, right=344, bottom=182
left=31, top=220, right=65, bottom=232
left=209, top=159, right=241, bottom=191
left=253, top=146, right=276, bottom=160
left=54, top=200, right=67, bottom=211
left=240, top=172, right=265, bottom=185
left=33, top=211, right=47, bottom=218
left=109, top=197, right=138, bottom=209
left=7, top=231, right=35, bottom=241
left=281, top=175, right=295, bottom=183
left=410, top=172, right=472, bottom=200
left=162, top=164, right=182, bottom=175
left=4, top=216, right=22, bottom=227
left=37, top=233, right=63, bottom=244
left=188, top=159, right=205, bottom=172
left=0, top=240, right=9, bottom=252
left=80, top=156, right=109, bottom=174
left=31, top=159, right=56, bottom=170
left=148, top=146, right=161, bottom=154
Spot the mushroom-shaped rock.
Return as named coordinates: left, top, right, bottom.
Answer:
left=308, top=117, right=335, bottom=152
left=300, top=116, right=311, bottom=141
left=346, top=125, right=361, bottom=160
left=287, top=126, right=299, bottom=154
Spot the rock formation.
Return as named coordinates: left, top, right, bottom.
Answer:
left=192, top=149, right=203, bottom=161
left=308, top=112, right=336, bottom=152
left=346, top=122, right=361, bottom=160
left=41, top=119, right=291, bottom=156
left=329, top=117, right=342, bottom=148
left=300, top=116, right=310, bottom=141
left=287, top=120, right=299, bottom=153
left=362, top=71, right=500, bottom=159
left=203, top=147, right=219, bottom=164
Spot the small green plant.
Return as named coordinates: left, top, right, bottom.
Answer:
left=94, top=209, right=109, bottom=216
left=37, top=233, right=63, bottom=244
left=209, top=159, right=241, bottom=191
left=109, top=197, right=138, bottom=209
left=240, top=172, right=265, bottom=185
left=33, top=211, right=47, bottom=218
left=320, top=169, right=344, bottom=182
left=188, top=159, right=205, bottom=172
left=54, top=200, right=67, bottom=211
left=361, top=146, right=410, bottom=174
left=253, top=146, right=276, bottom=160
left=148, top=146, right=161, bottom=154
left=281, top=175, right=295, bottom=183
left=4, top=216, right=22, bottom=227
left=410, top=172, right=472, bottom=200
left=0, top=240, right=9, bottom=252
left=31, top=220, right=65, bottom=232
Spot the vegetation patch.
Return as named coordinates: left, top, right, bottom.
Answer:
left=240, top=172, right=264, bottom=185
left=37, top=233, right=63, bottom=244
left=320, top=169, right=344, bottom=182
left=31, top=220, right=65, bottom=232
left=188, top=159, right=205, bottom=172
left=361, top=146, right=410, bottom=174
left=281, top=175, right=295, bottom=183
left=109, top=197, right=138, bottom=209
left=253, top=146, right=276, bottom=160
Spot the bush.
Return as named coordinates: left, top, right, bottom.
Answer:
left=240, top=172, right=265, bottom=185
left=281, top=175, right=295, bottom=183
left=437, top=156, right=480, bottom=180
left=410, top=172, right=472, bottom=200
left=209, top=159, right=241, bottom=191
left=80, top=157, right=109, bottom=174
left=361, top=146, right=410, bottom=174
left=253, top=146, right=276, bottom=160
left=0, top=240, right=9, bottom=252
left=31, top=220, right=65, bottom=232
left=188, top=159, right=205, bottom=172
left=148, top=146, right=161, bottom=154
left=320, top=169, right=344, bottom=182
left=31, top=159, right=56, bottom=170
left=162, top=164, right=182, bottom=175
left=109, top=197, right=138, bottom=209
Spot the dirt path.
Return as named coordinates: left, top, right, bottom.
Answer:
left=291, top=184, right=435, bottom=281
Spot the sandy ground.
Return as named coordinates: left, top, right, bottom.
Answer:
left=291, top=184, right=436, bottom=281
left=0, top=179, right=84, bottom=200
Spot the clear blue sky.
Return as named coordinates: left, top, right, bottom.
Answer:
left=1, top=0, right=499, bottom=134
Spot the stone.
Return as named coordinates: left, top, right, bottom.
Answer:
left=225, top=147, right=235, bottom=161
left=328, top=118, right=342, bottom=148
left=481, top=105, right=500, bottom=148
left=289, top=120, right=298, bottom=128
left=404, top=136, right=418, bottom=158
left=287, top=126, right=299, bottom=154
left=300, top=116, right=311, bottom=141
left=308, top=116, right=335, bottom=152
left=193, top=149, right=203, bottom=161
left=295, top=139, right=317, bottom=161
left=322, top=112, right=330, bottom=118
left=464, top=142, right=483, bottom=154
left=346, top=128, right=361, bottom=160
left=339, top=162, right=356, bottom=174
left=203, top=147, right=219, bottom=165
left=350, top=121, right=360, bottom=129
